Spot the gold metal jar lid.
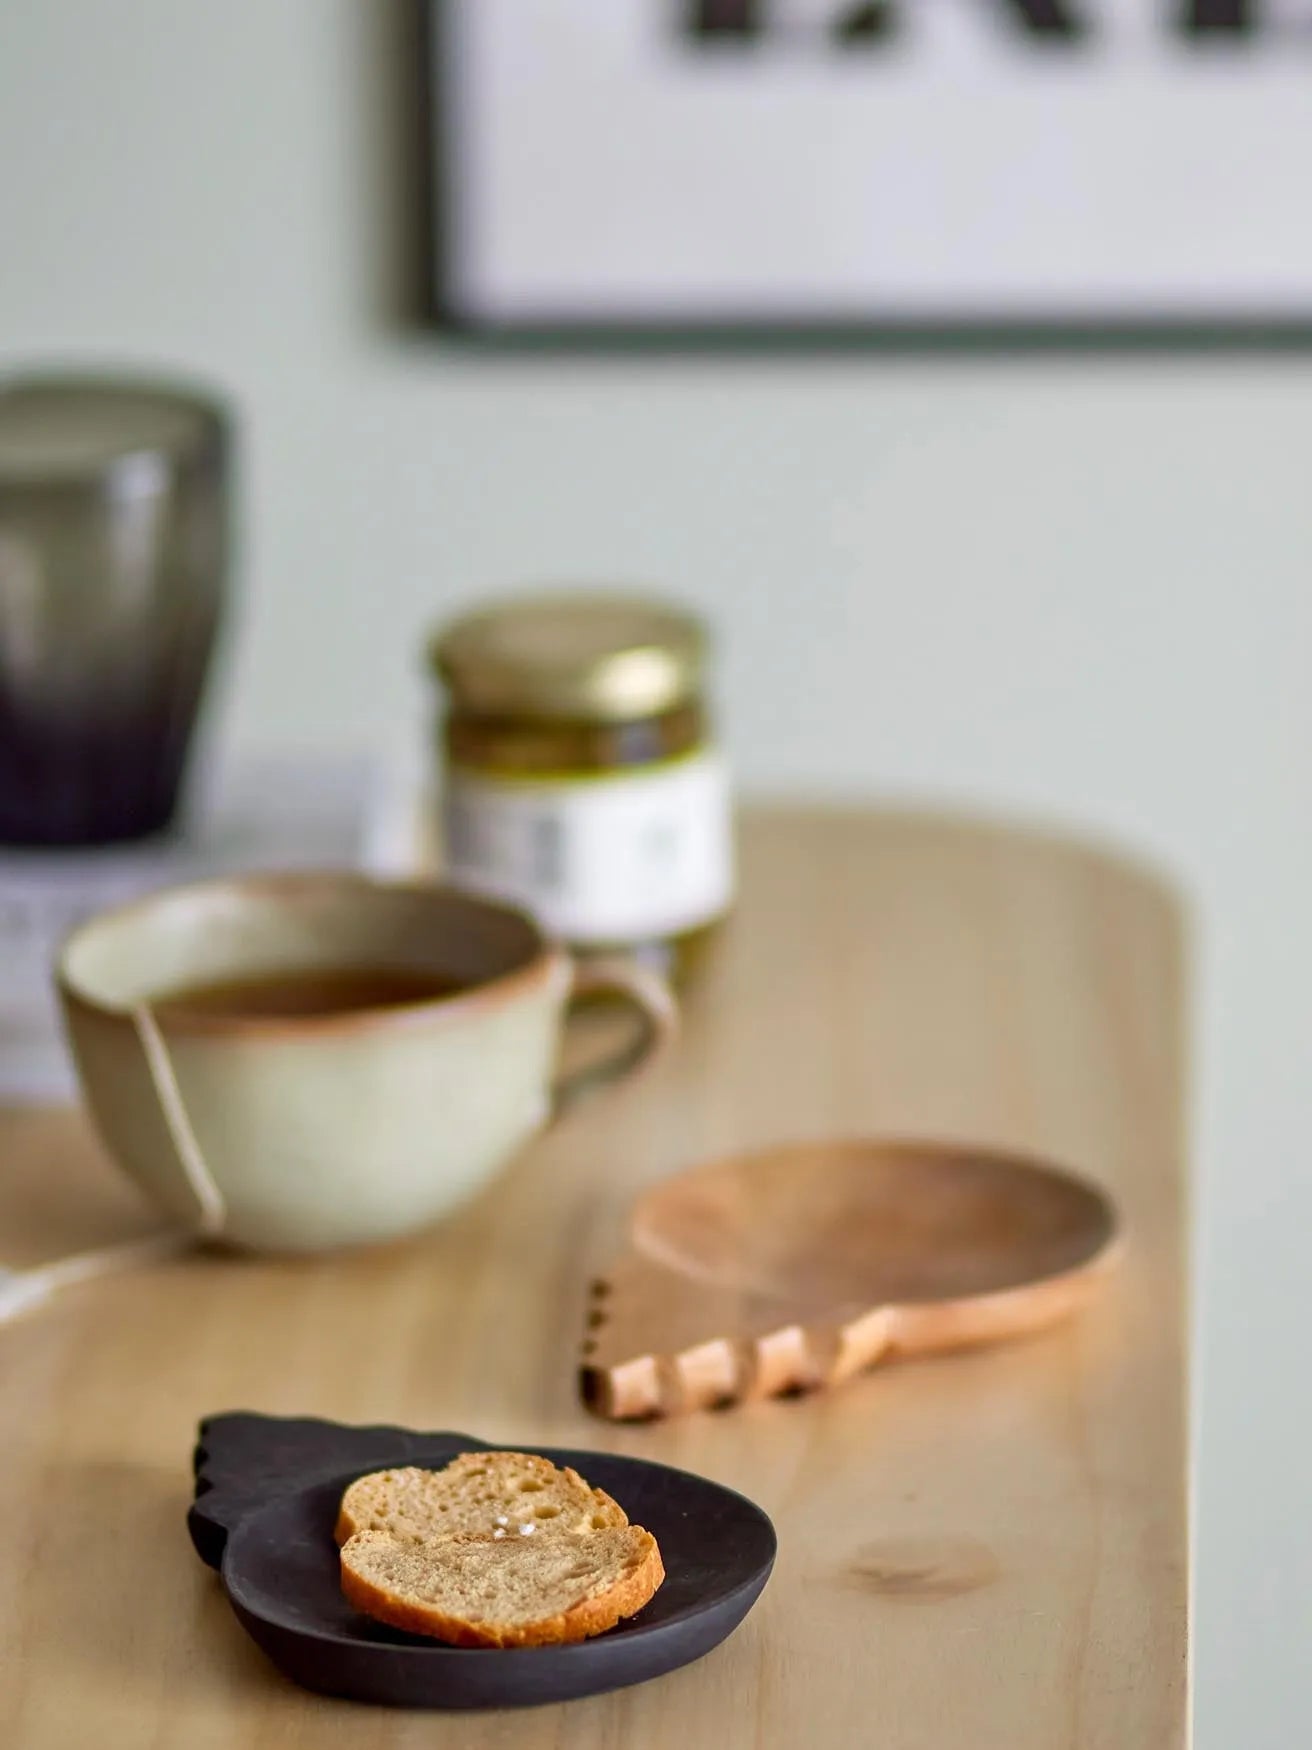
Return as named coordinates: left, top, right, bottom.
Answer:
left=429, top=591, right=707, bottom=722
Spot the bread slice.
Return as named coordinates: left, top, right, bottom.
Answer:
left=334, top=1451, right=628, bottom=1546
left=339, top=1523, right=664, bottom=1648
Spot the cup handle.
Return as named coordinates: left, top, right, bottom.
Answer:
left=551, top=958, right=678, bottom=1118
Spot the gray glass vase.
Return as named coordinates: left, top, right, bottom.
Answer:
left=0, top=374, right=231, bottom=846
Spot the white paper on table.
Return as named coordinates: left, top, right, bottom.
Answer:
left=0, top=754, right=428, bottom=1105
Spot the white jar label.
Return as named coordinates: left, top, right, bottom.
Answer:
left=443, top=750, right=734, bottom=944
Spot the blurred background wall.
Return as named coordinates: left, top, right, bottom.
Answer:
left=1, top=3, right=1308, bottom=1740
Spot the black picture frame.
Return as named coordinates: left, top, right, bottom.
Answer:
left=422, top=0, right=1312, bottom=354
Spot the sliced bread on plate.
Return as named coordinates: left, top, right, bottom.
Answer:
left=335, top=1450, right=628, bottom=1545
left=340, top=1522, right=664, bottom=1648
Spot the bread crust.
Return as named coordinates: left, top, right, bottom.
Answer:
left=339, top=1527, right=665, bottom=1648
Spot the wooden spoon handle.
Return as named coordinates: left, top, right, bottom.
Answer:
left=579, top=1245, right=1114, bottom=1420
left=579, top=1253, right=899, bottom=1420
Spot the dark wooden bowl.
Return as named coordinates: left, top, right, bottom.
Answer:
left=189, top=1413, right=775, bottom=1710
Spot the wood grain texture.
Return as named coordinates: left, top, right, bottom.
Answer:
left=0, top=809, right=1190, bottom=1748
left=581, top=1139, right=1120, bottom=1418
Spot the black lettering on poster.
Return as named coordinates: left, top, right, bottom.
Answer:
left=1178, top=2, right=1254, bottom=32
left=682, top=0, right=1312, bottom=47
left=835, top=3, right=897, bottom=41
left=685, top=2, right=1088, bottom=44
left=687, top=1, right=761, bottom=35
left=982, top=0, right=1088, bottom=33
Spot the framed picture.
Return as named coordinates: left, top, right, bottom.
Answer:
left=426, top=1, right=1312, bottom=346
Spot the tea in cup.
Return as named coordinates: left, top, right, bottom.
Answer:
left=56, top=873, right=675, bottom=1251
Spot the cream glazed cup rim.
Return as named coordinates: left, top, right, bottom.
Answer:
left=55, top=869, right=572, bottom=1041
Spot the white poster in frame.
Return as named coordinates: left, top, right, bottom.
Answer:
left=427, top=0, right=1312, bottom=343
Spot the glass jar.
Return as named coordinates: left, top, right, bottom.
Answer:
left=428, top=592, right=734, bottom=983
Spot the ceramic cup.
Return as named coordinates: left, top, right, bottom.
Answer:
left=56, top=873, right=676, bottom=1252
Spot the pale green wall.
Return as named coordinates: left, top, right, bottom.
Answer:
left=3, top=5, right=1310, bottom=1740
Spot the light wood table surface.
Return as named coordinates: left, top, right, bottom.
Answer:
left=0, top=809, right=1190, bottom=1748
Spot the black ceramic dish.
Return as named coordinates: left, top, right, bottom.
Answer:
left=189, top=1413, right=776, bottom=1710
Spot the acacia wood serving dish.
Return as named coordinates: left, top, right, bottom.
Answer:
left=581, top=1139, right=1119, bottom=1419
